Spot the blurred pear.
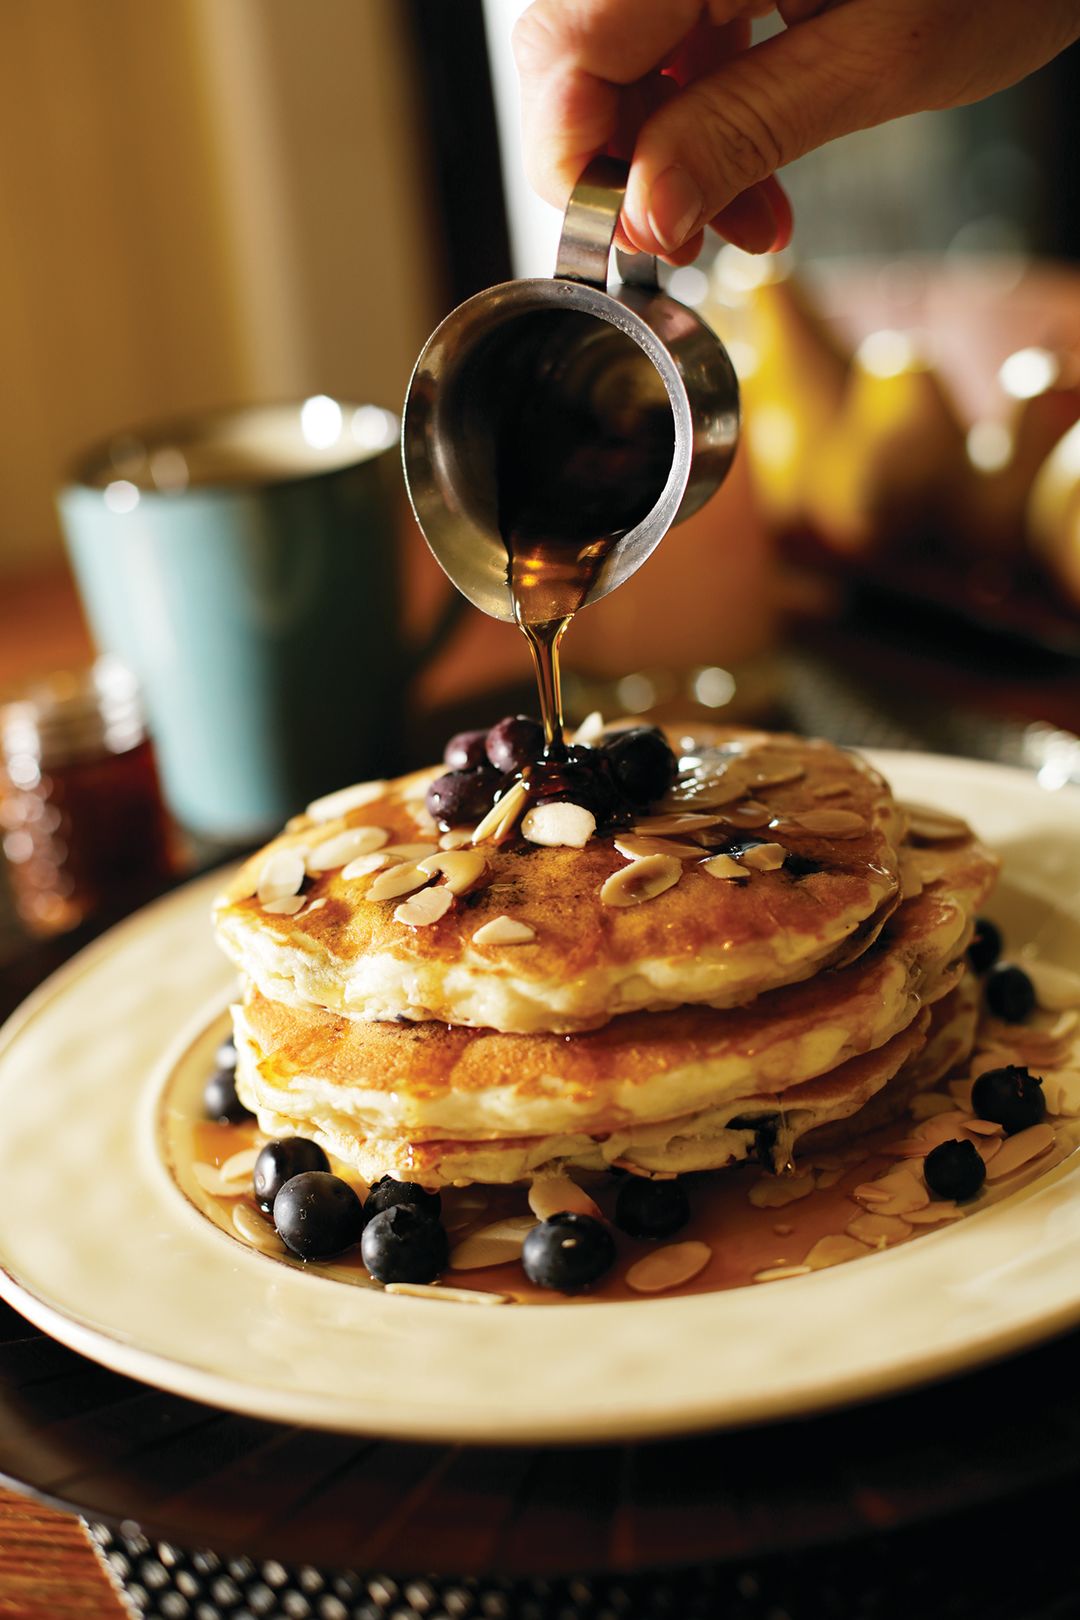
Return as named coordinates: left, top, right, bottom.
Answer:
left=804, top=331, right=968, bottom=556
left=965, top=350, right=1080, bottom=553
left=734, top=270, right=850, bottom=530
left=1027, top=418, right=1080, bottom=607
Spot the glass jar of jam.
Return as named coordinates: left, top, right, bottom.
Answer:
left=0, top=657, right=174, bottom=937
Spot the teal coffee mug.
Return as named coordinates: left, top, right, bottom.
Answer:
left=59, top=399, right=459, bottom=843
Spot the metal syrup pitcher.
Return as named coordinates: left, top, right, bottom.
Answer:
left=401, top=155, right=740, bottom=626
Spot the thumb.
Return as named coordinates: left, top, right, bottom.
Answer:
left=622, top=7, right=909, bottom=254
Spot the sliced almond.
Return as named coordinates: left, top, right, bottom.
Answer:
left=753, top=1264, right=812, bottom=1283
left=306, top=825, right=389, bottom=872
left=600, top=854, right=682, bottom=908
left=368, top=861, right=428, bottom=902
left=256, top=849, right=306, bottom=905
left=219, top=1147, right=261, bottom=1184
left=625, top=1241, right=711, bottom=1293
left=846, top=1212, right=912, bottom=1246
left=471, top=915, right=536, bottom=946
left=614, top=834, right=703, bottom=860
left=342, top=852, right=391, bottom=880
left=231, top=1201, right=285, bottom=1255
left=748, top=1172, right=815, bottom=1208
left=572, top=710, right=605, bottom=746
left=721, top=800, right=772, bottom=828
left=961, top=1117, right=1003, bottom=1137
left=522, top=801, right=596, bottom=849
left=1043, top=1070, right=1080, bottom=1116
left=853, top=1166, right=929, bottom=1215
left=439, top=827, right=476, bottom=850
left=789, top=808, right=867, bottom=838
left=984, top=1121, right=1056, bottom=1180
left=748, top=761, right=805, bottom=788
left=394, top=887, right=454, bottom=928
left=384, top=1282, right=510, bottom=1305
left=701, top=852, right=746, bottom=880
left=262, top=895, right=305, bottom=917
left=472, top=779, right=528, bottom=846
left=417, top=848, right=487, bottom=895
left=528, top=1175, right=601, bottom=1221
left=811, top=781, right=850, bottom=799
left=305, top=780, right=387, bottom=822
left=450, top=1218, right=536, bottom=1270
left=805, top=1234, right=871, bottom=1270
left=901, top=802, right=969, bottom=842
left=633, top=813, right=724, bottom=834
left=382, top=842, right=439, bottom=860
left=737, top=841, right=787, bottom=872
left=907, top=1202, right=965, bottom=1225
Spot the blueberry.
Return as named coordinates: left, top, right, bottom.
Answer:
left=364, top=1176, right=442, bottom=1221
left=203, top=1066, right=254, bottom=1125
left=924, top=1139, right=986, bottom=1202
left=361, top=1203, right=449, bottom=1284
left=272, top=1171, right=366, bottom=1260
left=971, top=1064, right=1045, bottom=1134
left=521, top=1213, right=616, bottom=1293
left=523, top=747, right=626, bottom=825
left=253, top=1138, right=330, bottom=1213
left=601, top=727, right=677, bottom=807
left=614, top=1177, right=690, bottom=1240
left=486, top=715, right=544, bottom=775
left=444, top=728, right=489, bottom=771
left=985, top=963, right=1036, bottom=1023
left=425, top=766, right=501, bottom=827
left=967, top=917, right=1003, bottom=976
left=215, top=1035, right=237, bottom=1070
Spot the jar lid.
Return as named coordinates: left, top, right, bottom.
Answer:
left=0, top=657, right=147, bottom=766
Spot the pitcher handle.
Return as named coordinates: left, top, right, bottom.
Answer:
left=554, top=155, right=659, bottom=292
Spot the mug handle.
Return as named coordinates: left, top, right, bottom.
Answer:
left=554, top=155, right=659, bottom=292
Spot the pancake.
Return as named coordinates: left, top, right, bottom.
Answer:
left=233, top=987, right=975, bottom=1187
left=232, top=830, right=994, bottom=1147
left=214, top=727, right=907, bottom=1034
left=231, top=819, right=992, bottom=1188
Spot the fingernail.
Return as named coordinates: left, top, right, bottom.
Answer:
left=647, top=166, right=704, bottom=252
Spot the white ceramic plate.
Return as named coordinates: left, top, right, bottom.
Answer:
left=1, top=751, right=1080, bottom=1446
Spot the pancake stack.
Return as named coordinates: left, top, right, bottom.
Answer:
left=213, top=727, right=997, bottom=1188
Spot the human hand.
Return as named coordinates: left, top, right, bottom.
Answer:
left=513, top=0, right=1080, bottom=261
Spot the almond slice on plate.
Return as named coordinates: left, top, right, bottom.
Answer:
left=625, top=1241, right=711, bottom=1293
left=528, top=1175, right=601, bottom=1221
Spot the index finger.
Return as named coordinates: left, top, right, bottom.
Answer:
left=513, top=0, right=759, bottom=208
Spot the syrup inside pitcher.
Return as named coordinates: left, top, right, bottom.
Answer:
left=492, top=309, right=676, bottom=748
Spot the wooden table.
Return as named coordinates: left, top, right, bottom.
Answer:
left=6, top=573, right=1080, bottom=1620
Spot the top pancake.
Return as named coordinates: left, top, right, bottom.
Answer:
left=213, top=727, right=906, bottom=1034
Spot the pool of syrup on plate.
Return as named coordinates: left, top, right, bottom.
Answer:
left=171, top=1056, right=1077, bottom=1306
